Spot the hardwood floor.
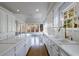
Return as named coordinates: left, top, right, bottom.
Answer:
left=26, top=44, right=49, bottom=56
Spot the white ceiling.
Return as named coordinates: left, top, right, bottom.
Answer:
left=0, top=2, right=50, bottom=24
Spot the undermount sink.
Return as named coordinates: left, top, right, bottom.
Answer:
left=57, top=39, right=79, bottom=45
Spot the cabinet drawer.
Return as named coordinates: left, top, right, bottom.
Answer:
left=3, top=48, right=15, bottom=56
left=53, top=45, right=58, bottom=51
left=60, top=49, right=69, bottom=56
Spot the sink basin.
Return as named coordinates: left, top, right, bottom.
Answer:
left=57, top=39, right=79, bottom=45
left=59, top=40, right=69, bottom=43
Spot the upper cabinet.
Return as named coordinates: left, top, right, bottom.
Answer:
left=0, top=6, right=16, bottom=36
left=0, top=9, right=8, bottom=33
left=63, top=3, right=79, bottom=28
left=7, top=14, right=12, bottom=32
left=7, top=14, right=16, bottom=32
left=12, top=16, right=16, bottom=32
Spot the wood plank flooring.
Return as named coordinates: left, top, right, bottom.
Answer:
left=26, top=45, right=49, bottom=56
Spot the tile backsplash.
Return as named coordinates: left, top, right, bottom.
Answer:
left=63, top=29, right=79, bottom=42
left=71, top=29, right=79, bottom=42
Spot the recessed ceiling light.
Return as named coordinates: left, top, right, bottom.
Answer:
left=17, top=9, right=20, bottom=12
left=35, top=9, right=39, bottom=12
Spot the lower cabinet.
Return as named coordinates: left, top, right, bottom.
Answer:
left=44, top=36, right=68, bottom=56
left=15, top=40, right=31, bottom=56
left=2, top=39, right=31, bottom=56
left=59, top=48, right=69, bottom=56
left=15, top=44, right=26, bottom=56
left=46, top=42, right=69, bottom=56
left=3, top=48, right=15, bottom=56
left=44, top=37, right=59, bottom=56
left=50, top=44, right=59, bottom=56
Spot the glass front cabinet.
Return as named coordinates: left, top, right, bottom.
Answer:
left=63, top=3, right=79, bottom=28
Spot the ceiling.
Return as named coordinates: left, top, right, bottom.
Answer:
left=0, top=2, right=50, bottom=24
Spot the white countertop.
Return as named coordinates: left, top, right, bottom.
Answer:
left=0, top=38, right=26, bottom=56
left=0, top=33, right=26, bottom=44
left=46, top=34, right=79, bottom=56
left=0, top=34, right=26, bottom=56
left=0, top=39, right=22, bottom=44
left=60, top=45, right=79, bottom=56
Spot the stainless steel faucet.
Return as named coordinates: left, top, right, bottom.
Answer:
left=67, top=35, right=73, bottom=41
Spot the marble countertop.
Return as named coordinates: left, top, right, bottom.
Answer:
left=0, top=38, right=26, bottom=56
left=47, top=35, right=79, bottom=56
left=60, top=45, right=79, bottom=56
left=0, top=33, right=26, bottom=44
left=0, top=39, right=21, bottom=44
left=0, top=34, right=26, bottom=56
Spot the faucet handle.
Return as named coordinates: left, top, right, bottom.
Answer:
left=68, top=36, right=73, bottom=41
left=71, top=37, right=73, bottom=41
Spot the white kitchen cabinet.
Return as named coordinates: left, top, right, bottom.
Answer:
left=3, top=44, right=26, bottom=56
left=2, top=47, right=15, bottom=56
left=0, top=9, right=8, bottom=33
left=59, top=48, right=69, bottom=56
left=0, top=6, right=17, bottom=40
left=7, top=13, right=16, bottom=38
left=15, top=44, right=26, bottom=56
left=43, top=36, right=53, bottom=55
left=15, top=37, right=31, bottom=56
left=43, top=34, right=60, bottom=56
left=0, top=8, right=16, bottom=33
left=45, top=39, right=68, bottom=56
left=25, top=38, right=31, bottom=55
left=46, top=40, right=59, bottom=56
left=7, top=14, right=12, bottom=32
left=51, top=44, right=59, bottom=56
left=11, top=15, right=16, bottom=32
left=25, top=37, right=31, bottom=55
left=15, top=41, right=30, bottom=56
left=7, top=14, right=16, bottom=32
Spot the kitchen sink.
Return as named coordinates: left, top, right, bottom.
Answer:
left=58, top=39, right=79, bottom=45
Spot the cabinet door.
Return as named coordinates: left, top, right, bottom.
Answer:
left=7, top=14, right=12, bottom=32
left=3, top=48, right=15, bottom=56
left=0, top=10, right=1, bottom=32
left=11, top=15, right=16, bottom=32
left=50, top=43, right=59, bottom=56
left=7, top=14, right=16, bottom=37
left=0, top=9, right=8, bottom=33
left=8, top=14, right=16, bottom=32
left=59, top=49, right=69, bottom=56
left=15, top=45, right=26, bottom=56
